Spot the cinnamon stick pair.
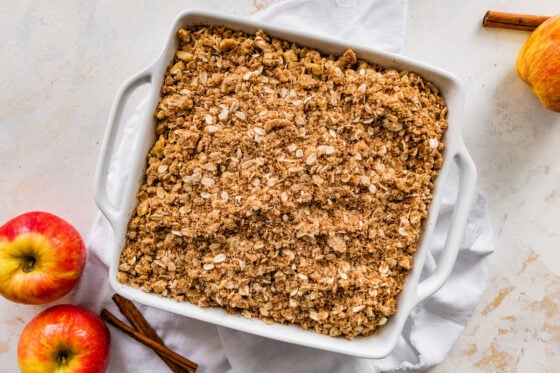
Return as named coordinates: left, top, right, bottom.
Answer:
left=101, top=294, right=197, bottom=373
left=482, top=10, right=550, bottom=31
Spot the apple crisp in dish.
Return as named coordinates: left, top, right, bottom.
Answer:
left=117, top=25, right=448, bottom=339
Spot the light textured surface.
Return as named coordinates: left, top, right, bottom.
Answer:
left=405, top=2, right=560, bottom=371
left=1, top=0, right=559, bottom=372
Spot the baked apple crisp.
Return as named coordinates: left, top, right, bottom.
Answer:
left=117, top=25, right=448, bottom=339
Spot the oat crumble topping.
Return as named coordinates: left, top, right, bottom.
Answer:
left=118, top=25, right=448, bottom=339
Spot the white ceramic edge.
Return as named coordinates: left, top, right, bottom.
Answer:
left=414, top=140, right=477, bottom=304
left=96, top=9, right=475, bottom=359
left=94, top=70, right=153, bottom=224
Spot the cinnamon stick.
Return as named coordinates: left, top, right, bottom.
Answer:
left=101, top=308, right=198, bottom=373
left=482, top=11, right=550, bottom=31
left=111, top=294, right=186, bottom=373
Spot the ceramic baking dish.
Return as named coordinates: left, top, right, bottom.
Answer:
left=94, top=10, right=477, bottom=359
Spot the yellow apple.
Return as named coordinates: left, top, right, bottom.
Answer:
left=516, top=14, right=560, bottom=112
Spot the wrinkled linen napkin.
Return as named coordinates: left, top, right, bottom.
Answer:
left=74, top=0, right=495, bottom=372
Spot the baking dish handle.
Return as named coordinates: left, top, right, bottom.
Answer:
left=94, top=70, right=152, bottom=225
left=415, top=140, right=477, bottom=303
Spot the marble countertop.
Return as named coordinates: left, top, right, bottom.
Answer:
left=1, top=0, right=559, bottom=371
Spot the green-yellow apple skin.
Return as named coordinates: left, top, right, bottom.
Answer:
left=0, top=211, right=86, bottom=304
left=17, top=304, right=111, bottom=373
left=516, top=14, right=560, bottom=112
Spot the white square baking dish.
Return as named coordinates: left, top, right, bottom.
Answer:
left=94, top=10, right=476, bottom=359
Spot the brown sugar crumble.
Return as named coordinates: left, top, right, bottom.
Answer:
left=117, top=25, right=448, bottom=339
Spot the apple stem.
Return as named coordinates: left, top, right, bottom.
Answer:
left=57, top=352, right=68, bottom=365
left=22, top=257, right=35, bottom=273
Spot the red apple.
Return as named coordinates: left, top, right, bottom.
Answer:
left=0, top=211, right=86, bottom=304
left=18, top=304, right=111, bottom=373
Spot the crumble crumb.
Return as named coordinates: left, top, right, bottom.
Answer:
left=118, top=25, right=448, bottom=339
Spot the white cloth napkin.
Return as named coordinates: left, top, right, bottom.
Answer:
left=256, top=0, right=408, bottom=54
left=74, top=1, right=495, bottom=372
